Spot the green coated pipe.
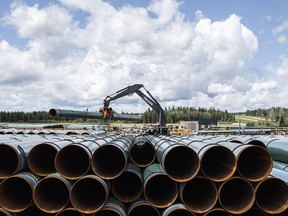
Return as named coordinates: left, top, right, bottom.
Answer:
left=143, top=163, right=178, bottom=208
left=216, top=141, right=273, bottom=182
left=255, top=176, right=288, bottom=214
left=70, top=174, right=110, bottom=214
left=266, top=138, right=288, bottom=163
left=270, top=168, right=288, bottom=183
left=33, top=173, right=72, bottom=213
left=0, top=172, right=40, bottom=213
left=130, top=135, right=156, bottom=167
left=91, top=135, right=134, bottom=179
left=174, top=137, right=236, bottom=182
left=49, top=108, right=142, bottom=121
left=27, top=138, right=85, bottom=176
left=146, top=135, right=200, bottom=182
left=55, top=136, right=118, bottom=180
left=179, top=176, right=217, bottom=213
left=273, top=160, right=288, bottom=171
left=111, top=163, right=143, bottom=203
left=219, top=176, right=255, bottom=214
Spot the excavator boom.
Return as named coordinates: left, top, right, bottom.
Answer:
left=102, top=84, right=168, bottom=134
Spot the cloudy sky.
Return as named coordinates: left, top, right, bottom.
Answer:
left=0, top=0, right=287, bottom=114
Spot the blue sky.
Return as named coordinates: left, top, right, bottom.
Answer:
left=0, top=0, right=288, bottom=113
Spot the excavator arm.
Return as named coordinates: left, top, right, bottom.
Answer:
left=100, top=84, right=168, bottom=134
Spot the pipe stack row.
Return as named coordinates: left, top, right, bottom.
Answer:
left=0, top=133, right=287, bottom=215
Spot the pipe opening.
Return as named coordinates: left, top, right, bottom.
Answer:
left=0, top=145, right=19, bottom=178
left=55, top=145, right=90, bottom=179
left=34, top=177, right=70, bottom=213
left=144, top=174, right=178, bottom=208
left=163, top=146, right=199, bottom=182
left=180, top=177, right=217, bottom=213
left=92, top=145, right=126, bottom=179
left=201, top=146, right=236, bottom=182
left=28, top=144, right=58, bottom=176
left=256, top=178, right=288, bottom=214
left=130, top=141, right=155, bottom=167
left=219, top=177, right=255, bottom=214
left=112, top=172, right=142, bottom=203
left=237, top=146, right=272, bottom=181
left=0, top=177, right=33, bottom=212
left=70, top=176, right=108, bottom=214
left=48, top=109, right=57, bottom=117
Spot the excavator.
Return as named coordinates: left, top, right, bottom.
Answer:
left=98, top=84, right=169, bottom=135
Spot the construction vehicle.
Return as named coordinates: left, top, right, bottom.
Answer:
left=169, top=125, right=192, bottom=136
left=98, top=84, right=169, bottom=135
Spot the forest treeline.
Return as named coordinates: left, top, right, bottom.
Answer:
left=0, top=106, right=287, bottom=126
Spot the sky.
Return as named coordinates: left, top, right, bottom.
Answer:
left=0, top=0, right=288, bottom=114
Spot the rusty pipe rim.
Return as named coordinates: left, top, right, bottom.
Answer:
left=219, top=176, right=255, bottom=214
left=179, top=176, right=218, bottom=213
left=70, top=175, right=110, bottom=214
left=255, top=177, right=288, bottom=214
left=161, top=145, right=200, bottom=182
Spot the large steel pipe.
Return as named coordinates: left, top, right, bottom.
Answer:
left=70, top=174, right=110, bottom=214
left=130, top=135, right=156, bottom=167
left=161, top=203, right=196, bottom=216
left=266, top=138, right=288, bottom=163
left=219, top=177, right=255, bottom=214
left=147, top=135, right=200, bottom=182
left=176, top=138, right=236, bottom=182
left=49, top=108, right=142, bottom=121
left=0, top=172, right=40, bottom=212
left=93, top=198, right=127, bottom=216
left=255, top=177, right=288, bottom=214
left=179, top=176, right=217, bottom=213
left=0, top=143, right=26, bottom=179
left=127, top=199, right=160, bottom=216
left=27, top=138, right=85, bottom=176
left=111, top=163, right=143, bottom=203
left=244, top=136, right=278, bottom=148
left=273, top=160, right=288, bottom=171
left=271, top=168, right=288, bottom=183
left=143, top=163, right=178, bottom=208
left=91, top=135, right=134, bottom=179
left=55, top=136, right=117, bottom=180
left=0, top=136, right=53, bottom=178
left=33, top=173, right=72, bottom=213
left=217, top=141, right=273, bottom=182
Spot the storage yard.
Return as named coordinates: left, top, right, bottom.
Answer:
left=0, top=127, right=287, bottom=215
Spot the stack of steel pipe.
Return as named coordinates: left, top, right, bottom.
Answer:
left=0, top=133, right=287, bottom=215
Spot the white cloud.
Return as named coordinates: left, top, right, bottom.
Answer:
left=1, top=0, right=279, bottom=114
left=272, top=19, right=288, bottom=44
left=276, top=34, right=287, bottom=44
